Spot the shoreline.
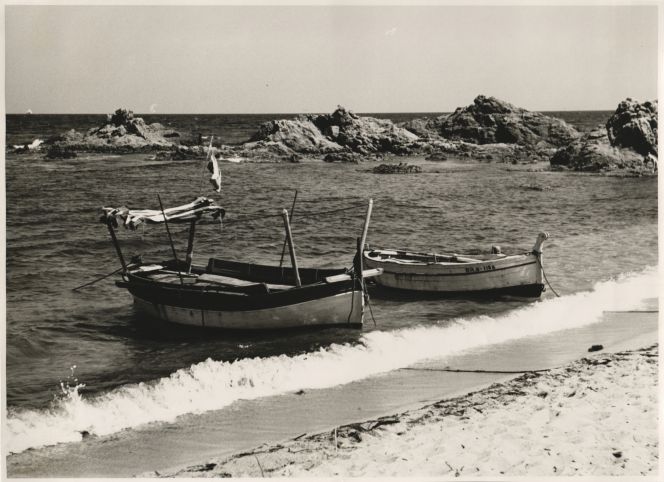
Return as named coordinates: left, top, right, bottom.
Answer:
left=157, top=343, right=659, bottom=478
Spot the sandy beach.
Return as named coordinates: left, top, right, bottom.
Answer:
left=159, top=344, right=659, bottom=478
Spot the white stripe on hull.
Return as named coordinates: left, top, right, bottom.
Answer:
left=132, top=290, right=364, bottom=329
left=364, top=254, right=542, bottom=292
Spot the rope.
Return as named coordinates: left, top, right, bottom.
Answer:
left=536, top=253, right=560, bottom=297
left=347, top=281, right=356, bottom=324
left=72, top=266, right=125, bottom=291
left=364, top=284, right=378, bottom=327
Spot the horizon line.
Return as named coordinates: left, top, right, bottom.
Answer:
left=6, top=107, right=620, bottom=116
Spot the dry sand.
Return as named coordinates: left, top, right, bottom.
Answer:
left=156, top=344, right=659, bottom=478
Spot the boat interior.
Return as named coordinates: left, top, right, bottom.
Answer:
left=366, top=249, right=510, bottom=265
left=128, top=257, right=350, bottom=294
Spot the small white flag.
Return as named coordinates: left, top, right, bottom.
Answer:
left=207, top=152, right=222, bottom=192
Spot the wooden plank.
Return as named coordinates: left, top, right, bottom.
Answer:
left=198, top=273, right=260, bottom=287
left=325, top=268, right=383, bottom=284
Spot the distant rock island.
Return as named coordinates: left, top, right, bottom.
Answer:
left=12, top=96, right=657, bottom=175
left=43, top=108, right=185, bottom=154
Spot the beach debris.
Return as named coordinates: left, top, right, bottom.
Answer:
left=359, top=417, right=400, bottom=431
left=79, top=430, right=91, bottom=439
left=588, top=344, right=604, bottom=352
left=295, top=389, right=306, bottom=395
left=537, top=390, right=548, bottom=398
left=444, top=461, right=463, bottom=477
left=254, top=455, right=265, bottom=477
left=189, top=462, right=217, bottom=472
left=613, top=451, right=623, bottom=458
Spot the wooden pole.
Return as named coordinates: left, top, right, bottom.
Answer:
left=185, top=220, right=197, bottom=274
left=157, top=194, right=184, bottom=285
left=279, top=189, right=298, bottom=268
left=106, top=222, right=128, bottom=274
left=359, top=198, right=374, bottom=253
left=355, top=236, right=364, bottom=280
left=281, top=208, right=302, bottom=287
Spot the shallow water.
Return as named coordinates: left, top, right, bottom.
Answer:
left=4, top=111, right=657, bottom=454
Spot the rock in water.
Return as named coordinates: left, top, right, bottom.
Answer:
left=248, top=118, right=343, bottom=154
left=323, top=152, right=363, bottom=163
left=311, top=106, right=419, bottom=154
left=551, top=99, right=657, bottom=175
left=246, top=106, right=420, bottom=157
left=45, top=145, right=77, bottom=159
left=44, top=108, right=182, bottom=153
left=371, top=163, right=422, bottom=174
left=437, top=95, right=579, bottom=148
left=606, top=98, right=658, bottom=156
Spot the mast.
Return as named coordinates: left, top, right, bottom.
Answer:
left=106, top=222, right=128, bottom=274
left=157, top=194, right=184, bottom=285
left=281, top=208, right=302, bottom=287
left=185, top=220, right=197, bottom=274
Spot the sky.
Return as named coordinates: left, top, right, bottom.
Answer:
left=4, top=4, right=659, bottom=114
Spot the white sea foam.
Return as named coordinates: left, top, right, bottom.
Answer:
left=6, top=268, right=658, bottom=454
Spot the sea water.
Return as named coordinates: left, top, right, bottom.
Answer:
left=4, top=111, right=657, bottom=455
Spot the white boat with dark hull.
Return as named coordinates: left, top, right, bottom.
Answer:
left=101, top=196, right=380, bottom=330
left=363, top=232, right=549, bottom=297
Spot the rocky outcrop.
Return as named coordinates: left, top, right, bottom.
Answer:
left=400, top=116, right=448, bottom=140
left=606, top=99, right=658, bottom=156
left=248, top=118, right=342, bottom=153
left=371, top=163, right=422, bottom=174
left=310, top=107, right=420, bottom=154
left=45, top=109, right=183, bottom=153
left=551, top=99, right=657, bottom=175
left=323, top=152, right=364, bottom=163
left=44, top=145, right=77, bottom=159
left=246, top=106, right=420, bottom=157
left=433, top=95, right=579, bottom=148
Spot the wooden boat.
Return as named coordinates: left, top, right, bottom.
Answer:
left=363, top=232, right=549, bottom=297
left=100, top=196, right=380, bottom=330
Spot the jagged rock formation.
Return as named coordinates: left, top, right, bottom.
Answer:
left=246, top=106, right=420, bottom=157
left=606, top=99, right=658, bottom=156
left=247, top=118, right=342, bottom=154
left=551, top=99, right=657, bottom=175
left=436, top=95, right=580, bottom=148
left=45, top=109, right=184, bottom=153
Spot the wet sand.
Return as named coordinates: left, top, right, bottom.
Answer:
left=7, top=310, right=658, bottom=477
left=161, top=343, right=659, bottom=478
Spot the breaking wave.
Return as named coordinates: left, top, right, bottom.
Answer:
left=6, top=267, right=657, bottom=454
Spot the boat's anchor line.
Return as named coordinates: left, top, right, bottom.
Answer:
left=536, top=252, right=560, bottom=298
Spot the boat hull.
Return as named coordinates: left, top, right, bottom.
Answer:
left=364, top=251, right=544, bottom=297
left=131, top=290, right=364, bottom=329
